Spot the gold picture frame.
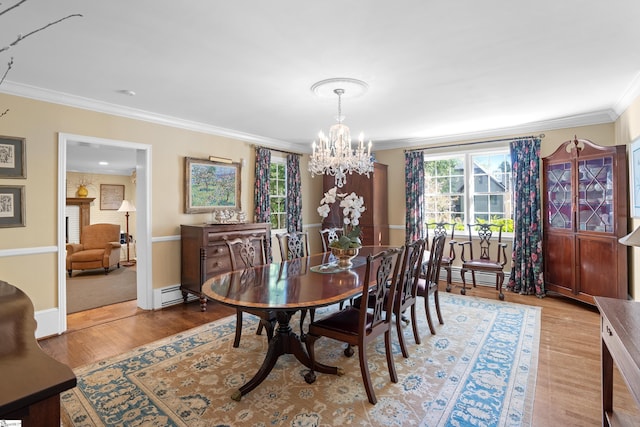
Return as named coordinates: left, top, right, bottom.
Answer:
left=185, top=157, right=241, bottom=214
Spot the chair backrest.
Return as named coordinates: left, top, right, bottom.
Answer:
left=360, top=246, right=405, bottom=335
left=466, top=223, right=503, bottom=261
left=80, top=223, right=120, bottom=250
left=396, top=239, right=426, bottom=310
left=422, top=234, right=446, bottom=286
left=319, top=227, right=343, bottom=252
left=425, top=221, right=457, bottom=261
left=225, top=235, right=267, bottom=270
left=276, top=231, right=310, bottom=260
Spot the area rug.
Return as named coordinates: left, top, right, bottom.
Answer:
left=61, top=293, right=540, bottom=426
left=66, top=267, right=137, bottom=313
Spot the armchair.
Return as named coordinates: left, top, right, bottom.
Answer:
left=458, top=223, right=508, bottom=300
left=66, top=223, right=121, bottom=277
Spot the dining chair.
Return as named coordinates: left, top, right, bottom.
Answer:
left=458, top=223, right=508, bottom=300
left=416, top=234, right=447, bottom=336
left=225, top=235, right=276, bottom=348
left=319, top=227, right=343, bottom=252
left=424, top=221, right=458, bottom=292
left=304, top=246, right=405, bottom=405
left=275, top=230, right=314, bottom=338
left=391, top=238, right=426, bottom=358
left=276, top=231, right=310, bottom=261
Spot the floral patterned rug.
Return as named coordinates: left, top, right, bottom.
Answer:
left=61, top=293, right=540, bottom=426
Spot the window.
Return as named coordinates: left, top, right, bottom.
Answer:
left=424, top=149, right=513, bottom=231
left=269, top=159, right=287, bottom=231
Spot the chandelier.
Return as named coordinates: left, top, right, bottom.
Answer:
left=308, top=84, right=374, bottom=187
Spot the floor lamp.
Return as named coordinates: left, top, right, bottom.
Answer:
left=118, top=200, right=136, bottom=267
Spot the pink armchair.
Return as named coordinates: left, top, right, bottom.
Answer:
left=66, top=223, right=122, bottom=277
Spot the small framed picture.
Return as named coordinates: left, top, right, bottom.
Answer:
left=0, top=135, right=26, bottom=178
left=185, top=157, right=241, bottom=213
left=100, top=184, right=125, bottom=210
left=0, top=185, right=25, bottom=227
left=630, top=137, right=640, bottom=218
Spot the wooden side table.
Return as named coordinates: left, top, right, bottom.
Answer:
left=594, top=296, right=640, bottom=426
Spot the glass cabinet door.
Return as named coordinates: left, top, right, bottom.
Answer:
left=547, top=162, right=572, bottom=229
left=577, top=157, right=613, bottom=232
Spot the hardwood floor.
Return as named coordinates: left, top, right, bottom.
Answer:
left=38, top=282, right=639, bottom=426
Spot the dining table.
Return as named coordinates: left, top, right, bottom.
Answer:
left=202, top=245, right=392, bottom=401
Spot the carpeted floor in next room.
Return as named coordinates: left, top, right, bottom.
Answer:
left=66, top=265, right=137, bottom=314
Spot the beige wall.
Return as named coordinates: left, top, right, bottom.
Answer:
left=0, top=92, right=325, bottom=311
left=1, top=90, right=639, bottom=316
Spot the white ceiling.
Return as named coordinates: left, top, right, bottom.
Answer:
left=3, top=1, right=640, bottom=174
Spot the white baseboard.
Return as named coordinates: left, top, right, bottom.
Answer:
left=153, top=284, right=198, bottom=309
left=35, top=308, right=61, bottom=339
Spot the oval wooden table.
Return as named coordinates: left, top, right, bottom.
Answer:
left=202, top=246, right=390, bottom=401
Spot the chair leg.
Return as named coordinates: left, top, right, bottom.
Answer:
left=384, top=330, right=398, bottom=384
left=103, top=267, right=109, bottom=274
left=358, top=343, right=377, bottom=405
left=256, top=322, right=264, bottom=335
left=471, top=271, right=478, bottom=288
left=459, top=267, right=468, bottom=295
left=434, top=289, right=444, bottom=325
left=67, top=269, right=72, bottom=277
left=396, top=311, right=410, bottom=358
left=233, top=310, right=243, bottom=348
left=425, top=294, right=436, bottom=335
left=497, top=272, right=505, bottom=300
left=410, top=304, right=421, bottom=345
left=445, top=266, right=453, bottom=292
left=299, top=309, right=308, bottom=340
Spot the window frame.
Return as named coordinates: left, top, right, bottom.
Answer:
left=269, top=157, right=287, bottom=233
left=423, top=145, right=514, bottom=237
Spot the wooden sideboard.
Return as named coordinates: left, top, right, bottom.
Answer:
left=0, top=281, right=76, bottom=425
left=595, top=296, right=640, bottom=426
left=180, top=223, right=271, bottom=311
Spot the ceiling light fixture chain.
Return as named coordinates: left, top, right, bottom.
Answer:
left=308, top=84, right=373, bottom=188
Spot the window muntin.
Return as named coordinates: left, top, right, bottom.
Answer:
left=424, top=150, right=513, bottom=232
left=269, top=160, right=287, bottom=231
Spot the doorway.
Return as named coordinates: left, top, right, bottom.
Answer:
left=57, top=133, right=152, bottom=334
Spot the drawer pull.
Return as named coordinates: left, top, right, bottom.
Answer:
left=606, top=325, right=613, bottom=336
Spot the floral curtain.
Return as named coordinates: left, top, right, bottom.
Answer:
left=405, top=151, right=425, bottom=243
left=254, top=147, right=272, bottom=261
left=254, top=147, right=271, bottom=223
left=507, top=137, right=545, bottom=296
left=286, top=154, right=302, bottom=232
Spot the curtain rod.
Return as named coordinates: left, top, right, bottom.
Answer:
left=404, top=133, right=545, bottom=153
left=255, top=145, right=302, bottom=157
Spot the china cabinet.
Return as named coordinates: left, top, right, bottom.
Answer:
left=321, top=162, right=389, bottom=246
left=542, top=137, right=628, bottom=303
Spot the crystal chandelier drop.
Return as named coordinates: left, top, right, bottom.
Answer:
left=308, top=87, right=374, bottom=187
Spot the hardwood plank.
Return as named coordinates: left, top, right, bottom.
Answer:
left=38, top=283, right=640, bottom=426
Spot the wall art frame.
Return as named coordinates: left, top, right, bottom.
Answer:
left=100, top=184, right=125, bottom=210
left=0, top=185, right=25, bottom=227
left=629, top=136, right=640, bottom=218
left=0, top=135, right=26, bottom=178
left=185, top=157, right=241, bottom=214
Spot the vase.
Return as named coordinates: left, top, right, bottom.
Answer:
left=330, top=246, right=360, bottom=269
left=76, top=185, right=89, bottom=197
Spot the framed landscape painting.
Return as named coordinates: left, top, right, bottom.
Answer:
left=185, top=157, right=241, bottom=214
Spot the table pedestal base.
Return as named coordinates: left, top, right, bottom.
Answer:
left=232, top=310, right=342, bottom=401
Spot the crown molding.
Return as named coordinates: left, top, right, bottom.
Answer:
left=0, top=81, right=294, bottom=152
left=373, top=109, right=618, bottom=151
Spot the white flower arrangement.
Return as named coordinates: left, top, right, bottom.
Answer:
left=317, top=186, right=366, bottom=249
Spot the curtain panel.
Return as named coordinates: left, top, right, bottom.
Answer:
left=507, top=137, right=545, bottom=296
left=404, top=151, right=425, bottom=243
left=286, top=154, right=302, bottom=232
left=254, top=147, right=272, bottom=262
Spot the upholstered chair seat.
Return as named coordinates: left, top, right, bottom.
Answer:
left=66, top=223, right=122, bottom=277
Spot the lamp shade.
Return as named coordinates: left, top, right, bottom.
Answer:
left=619, top=226, right=640, bottom=246
left=117, top=200, right=136, bottom=213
